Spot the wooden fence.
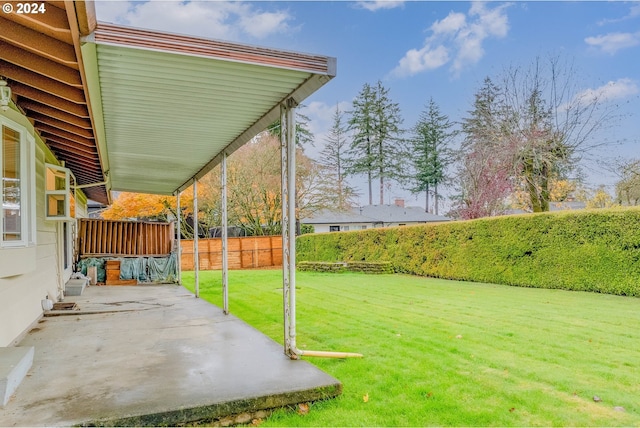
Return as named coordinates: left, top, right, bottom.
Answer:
left=180, top=236, right=282, bottom=270
left=78, top=218, right=174, bottom=257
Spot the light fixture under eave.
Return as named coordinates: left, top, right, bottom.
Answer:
left=0, top=78, right=11, bottom=111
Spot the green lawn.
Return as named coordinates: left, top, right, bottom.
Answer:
left=181, top=270, right=640, bottom=426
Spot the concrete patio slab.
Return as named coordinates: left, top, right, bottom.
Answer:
left=0, top=285, right=341, bottom=426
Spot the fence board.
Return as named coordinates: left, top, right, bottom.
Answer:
left=181, top=236, right=282, bottom=270
left=78, top=219, right=173, bottom=257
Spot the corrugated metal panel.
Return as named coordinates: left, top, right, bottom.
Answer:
left=88, top=23, right=336, bottom=196
left=94, top=23, right=335, bottom=75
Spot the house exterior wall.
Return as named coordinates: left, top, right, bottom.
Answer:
left=311, top=223, right=374, bottom=233
left=0, top=108, right=87, bottom=347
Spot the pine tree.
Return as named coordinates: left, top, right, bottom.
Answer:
left=318, top=104, right=358, bottom=210
left=454, top=77, right=513, bottom=219
left=346, top=83, right=376, bottom=205
left=266, top=108, right=314, bottom=147
left=409, top=98, right=455, bottom=214
left=347, top=81, right=404, bottom=205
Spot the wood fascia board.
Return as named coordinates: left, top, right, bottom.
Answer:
left=72, top=0, right=97, bottom=36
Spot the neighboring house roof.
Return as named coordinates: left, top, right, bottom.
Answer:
left=303, top=205, right=450, bottom=225
left=1, top=2, right=335, bottom=202
left=301, top=209, right=380, bottom=225
left=358, top=204, right=450, bottom=224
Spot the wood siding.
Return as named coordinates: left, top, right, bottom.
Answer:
left=78, top=219, right=173, bottom=257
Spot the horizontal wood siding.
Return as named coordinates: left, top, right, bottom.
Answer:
left=181, top=236, right=282, bottom=270
left=78, top=219, right=173, bottom=257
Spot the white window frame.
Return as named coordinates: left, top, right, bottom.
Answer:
left=0, top=116, right=35, bottom=248
left=45, top=163, right=75, bottom=222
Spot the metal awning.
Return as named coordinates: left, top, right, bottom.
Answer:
left=82, top=23, right=336, bottom=196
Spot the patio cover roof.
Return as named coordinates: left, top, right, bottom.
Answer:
left=1, top=1, right=335, bottom=202
left=83, top=23, right=336, bottom=197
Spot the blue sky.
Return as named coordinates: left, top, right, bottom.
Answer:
left=95, top=1, right=640, bottom=207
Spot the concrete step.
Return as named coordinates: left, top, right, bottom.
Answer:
left=65, top=278, right=88, bottom=296
left=0, top=347, right=34, bottom=407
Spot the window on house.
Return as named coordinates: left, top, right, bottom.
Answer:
left=329, top=225, right=340, bottom=232
left=361, top=225, right=367, bottom=230
left=1, top=118, right=35, bottom=247
left=2, top=126, right=21, bottom=242
left=45, top=164, right=75, bottom=221
left=343, top=225, right=350, bottom=231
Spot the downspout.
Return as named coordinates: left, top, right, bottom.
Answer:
left=221, top=151, right=229, bottom=314
left=193, top=178, right=199, bottom=298
left=281, top=98, right=362, bottom=360
left=176, top=191, right=182, bottom=285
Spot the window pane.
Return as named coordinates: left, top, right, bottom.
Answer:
left=46, top=167, right=66, bottom=191
left=2, top=125, right=21, bottom=241
left=47, top=194, right=67, bottom=217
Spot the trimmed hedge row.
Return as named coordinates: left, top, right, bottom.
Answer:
left=296, top=207, right=640, bottom=296
left=297, top=261, right=393, bottom=274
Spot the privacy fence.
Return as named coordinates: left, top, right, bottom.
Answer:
left=180, top=236, right=282, bottom=270
left=77, top=219, right=176, bottom=284
left=78, top=218, right=174, bottom=257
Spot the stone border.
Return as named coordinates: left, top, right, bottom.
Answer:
left=297, top=261, right=392, bottom=274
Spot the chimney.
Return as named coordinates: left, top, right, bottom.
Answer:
left=394, top=198, right=405, bottom=208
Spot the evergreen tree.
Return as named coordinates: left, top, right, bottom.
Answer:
left=346, top=83, right=376, bottom=204
left=266, top=107, right=315, bottom=147
left=454, top=77, right=513, bottom=219
left=409, top=98, right=455, bottom=214
left=318, top=104, right=358, bottom=210
left=347, top=81, right=405, bottom=205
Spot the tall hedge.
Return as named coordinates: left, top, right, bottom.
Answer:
left=296, top=208, right=640, bottom=296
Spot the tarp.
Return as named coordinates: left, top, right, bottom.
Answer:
left=78, top=254, right=177, bottom=284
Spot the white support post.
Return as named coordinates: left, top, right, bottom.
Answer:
left=281, top=98, right=297, bottom=358
left=221, top=152, right=229, bottom=315
left=193, top=178, right=199, bottom=298
left=176, top=191, right=182, bottom=285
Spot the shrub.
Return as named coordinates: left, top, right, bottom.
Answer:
left=296, top=207, right=640, bottom=296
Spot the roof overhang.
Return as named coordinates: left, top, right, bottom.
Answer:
left=1, top=1, right=336, bottom=202
left=0, top=1, right=108, bottom=203
left=82, top=22, right=336, bottom=196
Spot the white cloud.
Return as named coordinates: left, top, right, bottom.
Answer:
left=355, top=1, right=405, bottom=12
left=239, top=10, right=293, bottom=39
left=300, top=101, right=351, bottom=145
left=598, top=3, right=640, bottom=26
left=572, top=78, right=639, bottom=107
left=393, top=45, right=450, bottom=77
left=94, top=1, right=295, bottom=41
left=585, top=32, right=640, bottom=55
left=391, top=2, right=511, bottom=78
left=431, top=12, right=466, bottom=35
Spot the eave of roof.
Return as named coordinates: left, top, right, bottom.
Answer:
left=81, top=22, right=336, bottom=196
left=0, top=1, right=108, bottom=203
